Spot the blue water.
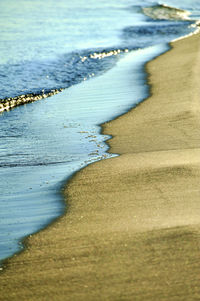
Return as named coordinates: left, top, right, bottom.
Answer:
left=0, top=0, right=200, bottom=263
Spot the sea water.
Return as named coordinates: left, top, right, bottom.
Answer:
left=0, top=0, right=200, bottom=263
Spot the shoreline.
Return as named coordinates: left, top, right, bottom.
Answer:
left=0, top=43, right=165, bottom=265
left=1, top=33, right=200, bottom=300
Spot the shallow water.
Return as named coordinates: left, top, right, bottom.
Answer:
left=0, top=0, right=198, bottom=99
left=0, top=44, right=169, bottom=261
left=0, top=0, right=200, bottom=263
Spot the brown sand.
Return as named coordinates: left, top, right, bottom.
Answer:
left=1, top=33, right=200, bottom=300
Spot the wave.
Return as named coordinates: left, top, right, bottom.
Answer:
left=122, top=20, right=193, bottom=49
left=0, top=47, right=131, bottom=111
left=0, top=3, right=195, bottom=114
left=142, top=3, right=191, bottom=21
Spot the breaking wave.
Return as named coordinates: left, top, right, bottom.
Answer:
left=142, top=3, right=191, bottom=21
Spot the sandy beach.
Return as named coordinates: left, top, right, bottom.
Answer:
left=1, top=33, right=200, bottom=300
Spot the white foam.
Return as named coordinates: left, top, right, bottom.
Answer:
left=172, top=21, right=200, bottom=42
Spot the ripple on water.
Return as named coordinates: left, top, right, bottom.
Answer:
left=0, top=44, right=169, bottom=263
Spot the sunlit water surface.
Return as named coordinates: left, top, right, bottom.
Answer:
left=0, top=0, right=200, bottom=263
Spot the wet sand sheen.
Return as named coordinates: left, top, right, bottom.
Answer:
left=1, top=33, right=200, bottom=300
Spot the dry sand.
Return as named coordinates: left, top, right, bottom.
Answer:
left=1, top=33, right=200, bottom=300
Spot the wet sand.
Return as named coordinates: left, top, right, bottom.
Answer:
left=1, top=33, right=200, bottom=300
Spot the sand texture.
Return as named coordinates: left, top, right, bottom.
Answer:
left=1, top=33, right=200, bottom=300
